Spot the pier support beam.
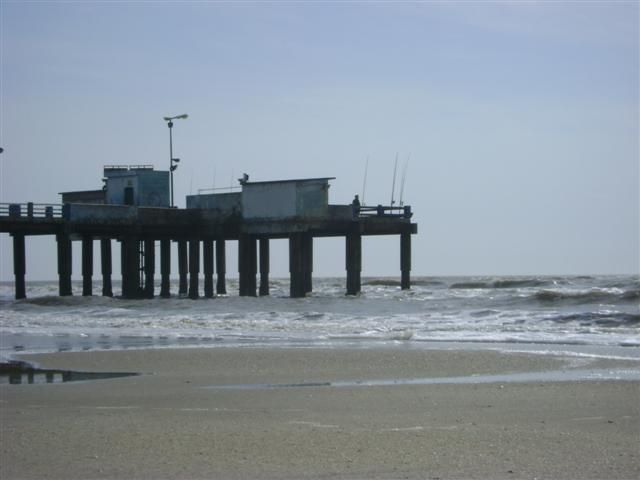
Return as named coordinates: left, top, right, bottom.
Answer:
left=345, top=231, right=362, bottom=296
left=144, top=239, right=155, bottom=298
left=400, top=230, right=411, bottom=290
left=160, top=239, right=171, bottom=298
left=289, top=233, right=306, bottom=298
left=100, top=239, right=113, bottom=297
left=259, top=238, right=270, bottom=296
left=238, top=235, right=257, bottom=297
left=216, top=240, right=226, bottom=295
left=203, top=239, right=215, bottom=298
left=82, top=236, right=93, bottom=296
left=56, top=233, right=72, bottom=296
left=12, top=234, right=26, bottom=300
left=178, top=240, right=188, bottom=296
left=188, top=239, right=200, bottom=299
left=304, top=234, right=313, bottom=294
left=121, top=237, right=141, bottom=298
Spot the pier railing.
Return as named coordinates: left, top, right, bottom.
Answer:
left=1, top=201, right=412, bottom=221
left=0, top=203, right=63, bottom=219
left=357, top=205, right=412, bottom=219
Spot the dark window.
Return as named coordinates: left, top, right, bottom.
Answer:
left=124, top=187, right=134, bottom=205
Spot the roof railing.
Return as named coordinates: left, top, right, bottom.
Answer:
left=104, top=164, right=154, bottom=171
left=196, top=186, right=242, bottom=194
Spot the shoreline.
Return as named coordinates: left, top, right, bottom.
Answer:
left=2, top=346, right=639, bottom=479
left=3, top=329, right=639, bottom=363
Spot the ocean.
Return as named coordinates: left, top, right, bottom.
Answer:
left=1, top=275, right=638, bottom=362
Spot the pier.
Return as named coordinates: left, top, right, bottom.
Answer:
left=0, top=174, right=417, bottom=299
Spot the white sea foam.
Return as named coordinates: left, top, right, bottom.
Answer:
left=1, top=276, right=638, bottom=358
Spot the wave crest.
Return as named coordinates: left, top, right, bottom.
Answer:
left=534, top=289, right=635, bottom=303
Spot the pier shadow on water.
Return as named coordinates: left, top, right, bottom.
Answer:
left=0, top=360, right=139, bottom=385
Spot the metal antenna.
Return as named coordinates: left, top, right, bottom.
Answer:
left=390, top=152, right=398, bottom=206
left=399, top=154, right=410, bottom=207
left=361, top=156, right=369, bottom=206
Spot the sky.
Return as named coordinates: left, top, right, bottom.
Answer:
left=0, top=0, right=638, bottom=281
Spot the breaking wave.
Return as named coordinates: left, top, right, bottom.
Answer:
left=534, top=289, right=638, bottom=304
left=549, top=312, right=640, bottom=327
left=450, top=278, right=554, bottom=289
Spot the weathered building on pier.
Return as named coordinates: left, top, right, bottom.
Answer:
left=60, top=165, right=170, bottom=207
left=1, top=167, right=417, bottom=300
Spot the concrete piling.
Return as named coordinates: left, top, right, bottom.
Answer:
left=144, top=239, right=155, bottom=298
left=203, top=239, right=215, bottom=298
left=216, top=240, right=227, bottom=295
left=304, top=234, right=313, bottom=294
left=345, top=231, right=362, bottom=295
left=178, top=240, right=188, bottom=296
left=238, top=234, right=257, bottom=297
left=160, top=239, right=171, bottom=298
left=259, top=238, right=270, bottom=296
left=56, top=233, right=73, bottom=296
left=100, top=238, right=113, bottom=297
left=13, top=234, right=26, bottom=300
left=400, top=230, right=411, bottom=290
left=121, top=236, right=141, bottom=298
left=188, top=238, right=200, bottom=299
left=82, top=236, right=93, bottom=296
left=289, top=233, right=305, bottom=298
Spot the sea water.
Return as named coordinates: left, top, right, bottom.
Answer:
left=1, top=275, right=638, bottom=361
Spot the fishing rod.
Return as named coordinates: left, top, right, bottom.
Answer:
left=399, top=154, right=409, bottom=207
left=361, top=156, right=369, bottom=206
left=390, top=152, right=398, bottom=206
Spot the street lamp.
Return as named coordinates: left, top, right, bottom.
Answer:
left=163, top=113, right=188, bottom=207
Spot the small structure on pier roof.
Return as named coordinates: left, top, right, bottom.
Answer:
left=186, top=176, right=335, bottom=220
left=60, top=165, right=170, bottom=208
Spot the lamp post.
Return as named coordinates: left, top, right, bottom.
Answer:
left=163, top=114, right=188, bottom=207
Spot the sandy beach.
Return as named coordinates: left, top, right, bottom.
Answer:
left=1, top=347, right=638, bottom=479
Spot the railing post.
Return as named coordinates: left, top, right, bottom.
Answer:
left=9, top=204, right=21, bottom=218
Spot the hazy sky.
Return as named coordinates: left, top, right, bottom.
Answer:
left=1, top=1, right=638, bottom=281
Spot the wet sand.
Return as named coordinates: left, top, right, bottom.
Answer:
left=1, top=347, right=639, bottom=479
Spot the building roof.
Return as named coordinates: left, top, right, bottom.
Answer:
left=59, top=189, right=105, bottom=195
left=243, top=177, right=335, bottom=186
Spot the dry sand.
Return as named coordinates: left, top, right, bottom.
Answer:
left=1, top=347, right=638, bottom=479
